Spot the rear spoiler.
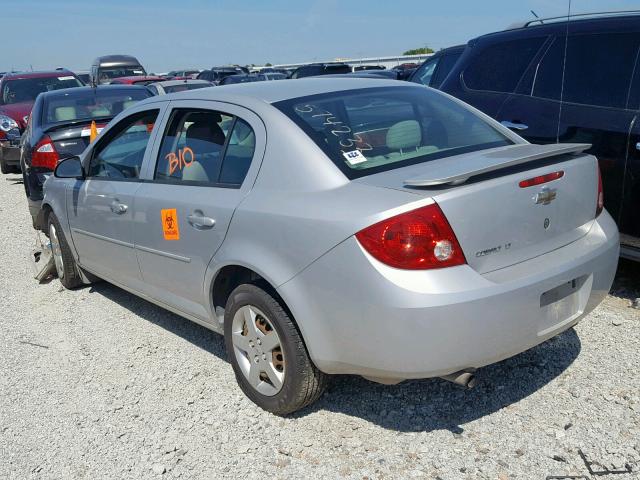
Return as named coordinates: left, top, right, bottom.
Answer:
left=403, top=143, right=591, bottom=187
left=44, top=117, right=113, bottom=134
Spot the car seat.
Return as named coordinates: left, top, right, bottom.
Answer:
left=54, top=106, right=77, bottom=122
left=181, top=115, right=226, bottom=182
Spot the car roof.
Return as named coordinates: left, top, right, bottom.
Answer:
left=112, top=76, right=164, bottom=82
left=1, top=70, right=75, bottom=80
left=506, top=10, right=640, bottom=30
left=155, top=79, right=212, bottom=87
left=151, top=77, right=418, bottom=105
left=436, top=44, right=466, bottom=55
left=94, top=55, right=142, bottom=66
left=480, top=12, right=640, bottom=42
left=38, top=84, right=151, bottom=100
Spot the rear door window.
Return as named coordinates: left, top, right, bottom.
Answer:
left=274, top=86, right=512, bottom=179
left=563, top=32, right=640, bottom=109
left=155, top=109, right=256, bottom=186
left=464, top=37, right=546, bottom=93
left=531, top=36, right=566, bottom=100
left=432, top=52, right=463, bottom=87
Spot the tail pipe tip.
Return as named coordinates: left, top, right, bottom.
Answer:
left=440, top=370, right=477, bottom=389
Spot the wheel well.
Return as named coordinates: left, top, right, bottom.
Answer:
left=212, top=265, right=268, bottom=314
left=40, top=204, right=53, bottom=231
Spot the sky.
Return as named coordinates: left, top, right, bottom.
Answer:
left=2, top=0, right=639, bottom=73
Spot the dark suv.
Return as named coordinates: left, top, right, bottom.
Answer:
left=440, top=12, right=640, bottom=259
left=197, top=67, right=245, bottom=85
left=289, top=63, right=351, bottom=79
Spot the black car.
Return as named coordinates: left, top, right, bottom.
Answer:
left=440, top=12, right=640, bottom=260
left=197, top=68, right=241, bottom=85
left=20, top=85, right=151, bottom=227
left=318, top=70, right=400, bottom=80
left=289, top=63, right=351, bottom=79
left=218, top=74, right=263, bottom=86
left=409, top=45, right=466, bottom=88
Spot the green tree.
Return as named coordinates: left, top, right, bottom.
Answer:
left=265, top=62, right=273, bottom=66
left=403, top=46, right=434, bottom=55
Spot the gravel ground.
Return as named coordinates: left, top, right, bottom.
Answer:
left=0, top=172, right=639, bottom=480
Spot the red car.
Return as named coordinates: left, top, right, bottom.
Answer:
left=0, top=70, right=82, bottom=173
left=109, top=76, right=165, bottom=86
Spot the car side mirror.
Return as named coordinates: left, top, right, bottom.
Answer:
left=54, top=156, right=84, bottom=179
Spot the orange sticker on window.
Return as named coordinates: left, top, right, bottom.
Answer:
left=161, top=209, right=180, bottom=240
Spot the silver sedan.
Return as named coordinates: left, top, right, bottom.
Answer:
left=41, top=79, right=619, bottom=414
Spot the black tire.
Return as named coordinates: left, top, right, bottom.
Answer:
left=48, top=213, right=84, bottom=289
left=224, top=283, right=328, bottom=415
left=0, top=158, right=9, bottom=174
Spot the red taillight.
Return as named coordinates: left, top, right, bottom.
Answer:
left=518, top=171, right=564, bottom=188
left=31, top=136, right=59, bottom=170
left=355, top=203, right=466, bottom=270
left=596, top=162, right=604, bottom=217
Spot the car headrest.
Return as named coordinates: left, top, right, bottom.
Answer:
left=122, top=100, right=137, bottom=110
left=186, top=121, right=225, bottom=146
left=386, top=120, right=422, bottom=151
left=54, top=106, right=77, bottom=122
left=188, top=112, right=222, bottom=124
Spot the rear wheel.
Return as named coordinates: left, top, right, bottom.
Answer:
left=224, top=283, right=328, bottom=415
left=0, top=158, right=9, bottom=174
left=48, top=213, right=83, bottom=289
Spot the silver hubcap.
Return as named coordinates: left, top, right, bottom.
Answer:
left=49, top=223, right=64, bottom=279
left=231, top=305, right=285, bottom=396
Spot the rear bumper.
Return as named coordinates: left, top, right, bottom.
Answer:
left=0, top=141, right=20, bottom=166
left=279, top=211, right=619, bottom=379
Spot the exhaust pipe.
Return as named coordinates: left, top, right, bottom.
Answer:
left=440, top=370, right=477, bottom=389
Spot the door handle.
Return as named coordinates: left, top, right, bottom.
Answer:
left=187, top=210, right=215, bottom=229
left=110, top=200, right=128, bottom=215
left=500, top=120, right=529, bottom=131
left=636, top=142, right=640, bottom=151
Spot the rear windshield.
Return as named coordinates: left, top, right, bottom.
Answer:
left=1, top=76, right=83, bottom=105
left=42, top=88, right=151, bottom=125
left=163, top=83, right=211, bottom=94
left=274, top=86, right=512, bottom=179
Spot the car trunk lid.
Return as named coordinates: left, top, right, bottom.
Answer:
left=354, top=143, right=598, bottom=274
left=46, top=121, right=107, bottom=157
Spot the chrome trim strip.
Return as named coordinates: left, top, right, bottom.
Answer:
left=72, top=228, right=134, bottom=248
left=135, top=244, right=191, bottom=263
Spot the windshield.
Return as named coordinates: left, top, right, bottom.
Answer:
left=274, top=86, right=512, bottom=179
left=99, top=67, right=146, bottom=83
left=163, top=83, right=211, bottom=94
left=1, top=76, right=82, bottom=105
left=42, top=88, right=151, bottom=125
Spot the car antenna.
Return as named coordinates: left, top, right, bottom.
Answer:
left=530, top=10, right=543, bottom=23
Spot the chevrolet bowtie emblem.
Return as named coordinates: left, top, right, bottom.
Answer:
left=534, top=187, right=557, bottom=205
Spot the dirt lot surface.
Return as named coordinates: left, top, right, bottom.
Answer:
left=1, top=173, right=639, bottom=479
